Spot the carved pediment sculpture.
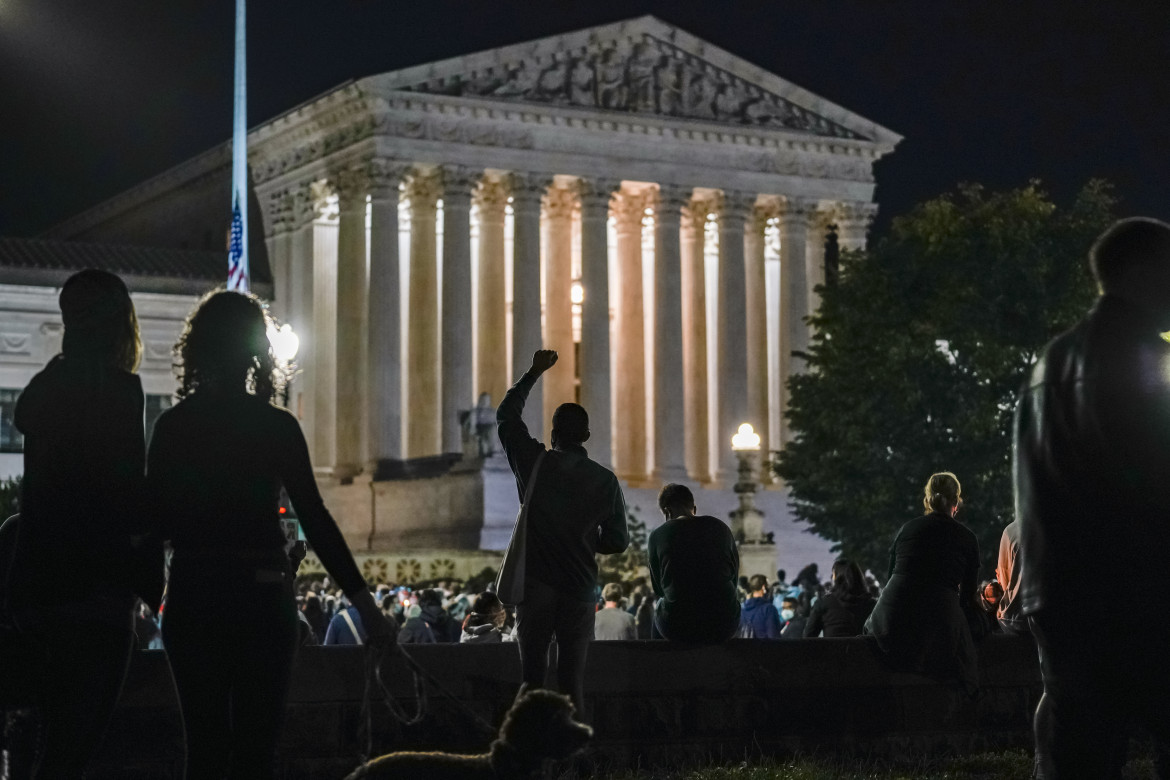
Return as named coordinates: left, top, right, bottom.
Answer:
left=403, top=36, right=864, bottom=140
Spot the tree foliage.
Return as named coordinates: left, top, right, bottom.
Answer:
left=597, top=505, right=649, bottom=586
left=775, top=181, right=1115, bottom=575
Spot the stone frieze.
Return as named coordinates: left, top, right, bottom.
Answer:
left=402, top=35, right=865, bottom=141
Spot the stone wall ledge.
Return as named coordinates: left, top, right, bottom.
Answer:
left=86, top=634, right=1040, bottom=778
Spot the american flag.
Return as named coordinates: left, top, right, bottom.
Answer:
left=227, top=0, right=249, bottom=292
left=228, top=199, right=247, bottom=291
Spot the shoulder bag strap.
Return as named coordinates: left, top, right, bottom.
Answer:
left=340, top=609, right=363, bottom=646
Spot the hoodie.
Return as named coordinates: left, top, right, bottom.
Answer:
left=739, top=596, right=783, bottom=639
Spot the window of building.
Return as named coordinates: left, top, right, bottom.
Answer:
left=0, top=389, right=22, bottom=453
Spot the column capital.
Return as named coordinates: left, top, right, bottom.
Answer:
left=508, top=172, right=552, bottom=210
left=329, top=165, right=370, bottom=208
left=367, top=157, right=411, bottom=197
left=440, top=164, right=478, bottom=207
left=611, top=188, right=647, bottom=234
left=749, top=202, right=778, bottom=235
left=405, top=169, right=442, bottom=211
left=543, top=186, right=577, bottom=221
left=578, top=177, right=623, bottom=214
left=291, top=180, right=329, bottom=228
left=684, top=197, right=713, bottom=233
left=719, top=189, right=757, bottom=224
left=265, top=190, right=296, bottom=237
left=834, top=200, right=879, bottom=226
left=656, top=183, right=693, bottom=217
left=474, top=178, right=509, bottom=221
left=777, top=196, right=819, bottom=225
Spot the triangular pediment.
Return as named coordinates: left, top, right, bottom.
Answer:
left=372, top=16, right=899, bottom=145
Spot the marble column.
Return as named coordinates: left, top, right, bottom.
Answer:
left=681, top=198, right=710, bottom=482
left=806, top=207, right=832, bottom=319
left=367, top=159, right=408, bottom=471
left=577, top=177, right=620, bottom=469
left=406, top=169, right=442, bottom=458
left=777, top=197, right=815, bottom=449
left=745, top=204, right=770, bottom=470
left=542, top=186, right=577, bottom=428
left=613, top=187, right=647, bottom=481
left=835, top=201, right=879, bottom=252
left=510, top=173, right=549, bottom=443
left=289, top=183, right=318, bottom=454
left=263, top=191, right=294, bottom=324
left=653, top=184, right=690, bottom=483
left=333, top=167, right=370, bottom=479
left=441, top=165, right=477, bottom=456
left=715, top=190, right=755, bottom=484
left=475, top=179, right=509, bottom=405
left=310, top=181, right=338, bottom=470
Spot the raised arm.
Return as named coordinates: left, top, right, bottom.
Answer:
left=496, top=350, right=557, bottom=497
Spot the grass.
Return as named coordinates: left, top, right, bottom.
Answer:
left=589, top=750, right=1159, bottom=779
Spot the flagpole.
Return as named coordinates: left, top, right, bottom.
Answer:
left=228, top=0, right=249, bottom=292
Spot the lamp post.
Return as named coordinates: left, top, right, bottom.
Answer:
left=730, top=423, right=775, bottom=576
left=267, top=322, right=299, bottom=409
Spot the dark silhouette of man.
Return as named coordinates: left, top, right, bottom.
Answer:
left=497, top=349, right=629, bottom=717
left=1015, top=217, right=1170, bottom=779
left=648, top=483, right=740, bottom=643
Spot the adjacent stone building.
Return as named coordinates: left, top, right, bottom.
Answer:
left=23, top=16, right=900, bottom=581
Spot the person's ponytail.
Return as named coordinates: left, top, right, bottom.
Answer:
left=923, top=472, right=962, bottom=514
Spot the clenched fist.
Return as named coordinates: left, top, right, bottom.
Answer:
left=530, top=349, right=558, bottom=375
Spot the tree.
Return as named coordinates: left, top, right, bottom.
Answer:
left=597, top=505, right=649, bottom=586
left=775, top=181, right=1115, bottom=575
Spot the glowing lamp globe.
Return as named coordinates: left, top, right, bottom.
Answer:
left=731, top=423, right=760, bottom=452
left=268, top=323, right=300, bottom=362
left=571, top=281, right=585, bottom=305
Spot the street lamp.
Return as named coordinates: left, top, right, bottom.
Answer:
left=730, top=422, right=769, bottom=544
left=731, top=423, right=760, bottom=452
left=268, top=323, right=299, bottom=363
left=268, top=323, right=299, bottom=409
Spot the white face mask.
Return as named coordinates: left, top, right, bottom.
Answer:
left=780, top=609, right=796, bottom=622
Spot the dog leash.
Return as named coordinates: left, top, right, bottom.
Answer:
left=359, top=641, right=498, bottom=763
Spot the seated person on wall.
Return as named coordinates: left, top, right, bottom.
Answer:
left=804, top=557, right=877, bottom=638
left=648, top=483, right=740, bottom=643
left=594, top=582, right=636, bottom=640
left=739, top=574, right=783, bottom=638
left=864, top=471, right=981, bottom=697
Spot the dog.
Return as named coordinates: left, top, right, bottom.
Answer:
left=344, top=688, right=593, bottom=779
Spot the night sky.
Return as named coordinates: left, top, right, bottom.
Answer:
left=1, top=0, right=1166, bottom=238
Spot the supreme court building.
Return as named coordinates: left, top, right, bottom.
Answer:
left=17, top=17, right=900, bottom=580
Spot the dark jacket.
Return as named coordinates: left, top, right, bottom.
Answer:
left=9, top=355, right=155, bottom=618
left=496, top=372, right=629, bottom=602
left=864, top=512, right=980, bottom=694
left=1015, top=295, right=1170, bottom=621
left=420, top=603, right=459, bottom=643
left=804, top=591, right=876, bottom=638
left=648, top=514, right=740, bottom=643
left=739, top=596, right=782, bottom=639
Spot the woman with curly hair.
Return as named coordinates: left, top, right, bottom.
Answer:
left=8, top=268, right=157, bottom=778
left=147, top=290, right=392, bottom=778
